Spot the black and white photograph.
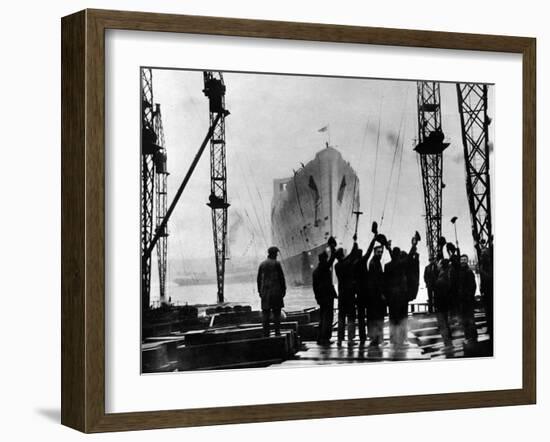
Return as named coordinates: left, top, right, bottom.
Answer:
left=140, top=68, right=494, bottom=373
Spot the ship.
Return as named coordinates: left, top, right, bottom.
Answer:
left=271, top=143, right=360, bottom=286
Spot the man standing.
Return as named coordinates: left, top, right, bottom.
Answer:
left=434, top=258, right=453, bottom=348
left=355, top=234, right=378, bottom=346
left=335, top=242, right=360, bottom=346
left=407, top=246, right=420, bottom=303
left=383, top=236, right=418, bottom=348
left=423, top=257, right=437, bottom=313
left=383, top=245, right=408, bottom=347
left=366, top=244, right=386, bottom=347
left=257, top=246, right=286, bottom=337
left=457, top=254, right=478, bottom=343
left=447, top=244, right=462, bottom=323
left=312, top=243, right=337, bottom=346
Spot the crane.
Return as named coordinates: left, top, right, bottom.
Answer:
left=456, top=83, right=493, bottom=262
left=140, top=68, right=158, bottom=313
left=153, top=104, right=169, bottom=304
left=143, top=74, right=228, bottom=308
left=203, top=72, right=230, bottom=304
left=414, top=81, right=449, bottom=260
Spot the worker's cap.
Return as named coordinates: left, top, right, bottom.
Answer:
left=267, top=246, right=280, bottom=255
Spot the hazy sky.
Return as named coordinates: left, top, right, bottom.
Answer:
left=149, top=68, right=494, bottom=278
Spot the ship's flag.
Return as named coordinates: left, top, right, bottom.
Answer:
left=318, top=125, right=328, bottom=133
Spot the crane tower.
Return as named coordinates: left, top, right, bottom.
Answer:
left=153, top=104, right=169, bottom=304
left=203, top=72, right=230, bottom=304
left=140, top=68, right=158, bottom=312
left=414, top=81, right=449, bottom=259
left=456, top=83, right=493, bottom=262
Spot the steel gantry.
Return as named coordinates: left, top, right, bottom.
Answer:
left=153, top=104, right=169, bottom=304
left=143, top=72, right=228, bottom=307
left=414, top=81, right=449, bottom=260
left=140, top=68, right=158, bottom=313
left=203, top=71, right=230, bottom=304
left=456, top=83, right=493, bottom=262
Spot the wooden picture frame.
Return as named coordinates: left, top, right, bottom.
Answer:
left=61, top=9, right=536, bottom=433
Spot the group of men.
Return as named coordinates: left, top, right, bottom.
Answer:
left=312, top=231, right=420, bottom=348
left=256, top=232, right=490, bottom=350
left=424, top=249, right=478, bottom=348
left=425, top=240, right=493, bottom=348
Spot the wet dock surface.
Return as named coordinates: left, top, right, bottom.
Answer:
left=142, top=304, right=492, bottom=373
left=281, top=341, right=429, bottom=366
left=281, top=310, right=491, bottom=367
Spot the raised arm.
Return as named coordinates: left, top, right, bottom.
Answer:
left=327, top=247, right=337, bottom=268
left=361, top=234, right=378, bottom=265
left=409, top=235, right=418, bottom=256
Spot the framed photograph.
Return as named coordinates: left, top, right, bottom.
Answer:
left=61, top=9, right=536, bottom=433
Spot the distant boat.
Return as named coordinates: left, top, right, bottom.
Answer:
left=271, top=143, right=360, bottom=285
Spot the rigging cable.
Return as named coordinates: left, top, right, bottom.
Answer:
left=388, top=118, right=407, bottom=235
left=351, top=117, right=371, bottom=216
left=236, top=154, right=269, bottom=248
left=388, top=86, right=412, bottom=234
left=379, top=104, right=407, bottom=227
left=370, top=96, right=384, bottom=220
left=343, top=118, right=371, bottom=240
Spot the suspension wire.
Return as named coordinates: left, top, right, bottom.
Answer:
left=228, top=181, right=261, bottom=258
left=388, top=117, right=407, bottom=235
left=236, top=155, right=269, bottom=248
left=244, top=155, right=271, bottom=238
left=351, top=117, right=371, bottom=217
left=380, top=105, right=407, bottom=227
left=370, top=97, right=384, bottom=219
left=380, top=84, right=410, bottom=226
left=231, top=154, right=269, bottom=257
left=387, top=87, right=412, bottom=235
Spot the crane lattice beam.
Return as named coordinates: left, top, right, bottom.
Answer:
left=140, top=68, right=157, bottom=312
left=456, top=83, right=493, bottom=262
left=415, top=81, right=449, bottom=260
left=153, top=104, right=169, bottom=304
left=203, top=71, right=230, bottom=304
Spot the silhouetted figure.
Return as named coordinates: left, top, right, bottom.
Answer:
left=384, top=246, right=408, bottom=347
left=312, top=241, right=337, bottom=346
left=457, top=254, right=478, bottom=343
left=434, top=258, right=453, bottom=348
left=257, top=246, right=286, bottom=337
left=383, top=236, right=418, bottom=347
left=407, top=247, right=420, bottom=303
left=424, top=257, right=437, bottom=313
left=367, top=244, right=387, bottom=347
left=447, top=244, right=461, bottom=323
left=335, top=242, right=360, bottom=346
left=355, top=234, right=378, bottom=346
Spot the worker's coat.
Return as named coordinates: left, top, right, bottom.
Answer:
left=366, top=257, right=387, bottom=319
left=457, top=266, right=477, bottom=308
left=312, top=261, right=337, bottom=306
left=383, top=258, right=408, bottom=307
left=257, top=258, right=286, bottom=310
left=335, top=255, right=359, bottom=316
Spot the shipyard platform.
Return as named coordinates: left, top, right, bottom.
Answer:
left=142, top=303, right=492, bottom=373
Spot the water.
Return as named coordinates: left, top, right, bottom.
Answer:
left=152, top=280, right=428, bottom=311
left=163, top=281, right=318, bottom=311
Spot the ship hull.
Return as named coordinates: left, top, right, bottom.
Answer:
left=271, top=146, right=360, bottom=286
